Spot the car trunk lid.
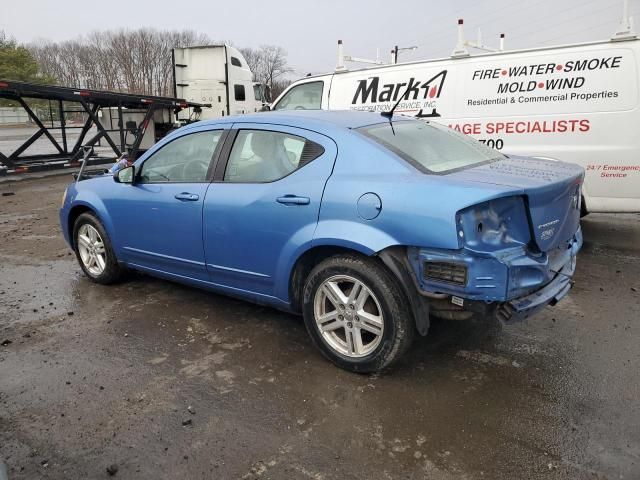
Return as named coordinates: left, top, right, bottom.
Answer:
left=449, top=156, right=584, bottom=252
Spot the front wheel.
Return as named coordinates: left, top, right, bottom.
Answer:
left=73, top=212, right=123, bottom=284
left=302, top=255, right=415, bottom=373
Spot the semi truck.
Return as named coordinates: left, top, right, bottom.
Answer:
left=172, top=44, right=269, bottom=121
left=270, top=14, right=640, bottom=214
left=101, top=45, right=270, bottom=155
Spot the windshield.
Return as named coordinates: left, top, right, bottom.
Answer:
left=274, top=81, right=323, bottom=110
left=358, top=121, right=505, bottom=173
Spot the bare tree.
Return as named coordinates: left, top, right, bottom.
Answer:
left=270, top=79, right=292, bottom=99
left=29, top=29, right=210, bottom=97
left=239, top=45, right=292, bottom=89
left=27, top=31, right=292, bottom=100
left=239, top=47, right=262, bottom=82
left=259, top=45, right=292, bottom=87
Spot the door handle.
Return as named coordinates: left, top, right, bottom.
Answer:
left=174, top=192, right=199, bottom=201
left=276, top=195, right=310, bottom=206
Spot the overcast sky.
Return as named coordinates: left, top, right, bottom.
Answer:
left=1, top=0, right=637, bottom=79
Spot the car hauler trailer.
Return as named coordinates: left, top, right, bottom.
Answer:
left=0, top=80, right=209, bottom=176
left=172, top=44, right=269, bottom=121
left=270, top=16, right=640, bottom=214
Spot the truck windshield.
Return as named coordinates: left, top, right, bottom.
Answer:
left=358, top=121, right=504, bottom=173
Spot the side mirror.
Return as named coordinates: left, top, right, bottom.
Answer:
left=260, top=104, right=271, bottom=112
left=114, top=165, right=135, bottom=184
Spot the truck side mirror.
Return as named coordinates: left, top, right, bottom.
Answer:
left=260, top=104, right=271, bottom=112
left=114, top=165, right=135, bottom=184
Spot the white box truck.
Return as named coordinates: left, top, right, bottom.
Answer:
left=270, top=31, right=640, bottom=214
left=173, top=44, right=268, bottom=121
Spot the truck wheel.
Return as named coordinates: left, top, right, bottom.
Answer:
left=302, top=255, right=415, bottom=373
left=73, top=212, right=123, bottom=285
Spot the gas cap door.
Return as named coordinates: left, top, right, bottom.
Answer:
left=357, top=192, right=382, bottom=220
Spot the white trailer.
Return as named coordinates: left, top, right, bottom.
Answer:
left=173, top=45, right=267, bottom=121
left=271, top=20, right=640, bottom=214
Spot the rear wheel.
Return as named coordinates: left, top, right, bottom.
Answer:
left=302, top=255, right=414, bottom=373
left=73, top=212, right=123, bottom=284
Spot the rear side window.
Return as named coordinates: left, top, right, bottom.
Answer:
left=230, top=56, right=242, bottom=67
left=234, top=85, right=246, bottom=101
left=139, top=130, right=222, bottom=183
left=274, top=81, right=323, bottom=111
left=224, top=130, right=324, bottom=183
left=358, top=121, right=504, bottom=173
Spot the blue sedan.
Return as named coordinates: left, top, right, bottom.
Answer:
left=60, top=110, right=583, bottom=372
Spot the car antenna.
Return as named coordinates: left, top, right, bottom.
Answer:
left=380, top=85, right=409, bottom=119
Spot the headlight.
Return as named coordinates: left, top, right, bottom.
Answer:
left=457, top=196, right=531, bottom=251
left=61, top=187, right=68, bottom=208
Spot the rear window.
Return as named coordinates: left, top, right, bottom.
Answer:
left=358, top=121, right=504, bottom=173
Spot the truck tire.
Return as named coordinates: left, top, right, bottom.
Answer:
left=302, top=254, right=415, bottom=373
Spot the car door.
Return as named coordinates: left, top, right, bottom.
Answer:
left=106, top=127, right=227, bottom=280
left=203, top=123, right=337, bottom=298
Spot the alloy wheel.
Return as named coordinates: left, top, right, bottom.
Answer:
left=77, top=224, right=107, bottom=276
left=313, top=274, right=384, bottom=358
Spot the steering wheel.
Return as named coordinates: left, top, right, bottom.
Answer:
left=294, top=106, right=306, bottom=110
left=183, top=160, right=209, bottom=181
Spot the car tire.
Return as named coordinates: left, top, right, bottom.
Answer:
left=302, top=254, right=415, bottom=373
left=73, top=212, right=123, bottom=285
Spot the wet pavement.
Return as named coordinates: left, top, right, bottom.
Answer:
left=0, top=175, right=639, bottom=479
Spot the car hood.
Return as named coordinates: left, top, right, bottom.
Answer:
left=447, top=156, right=584, bottom=251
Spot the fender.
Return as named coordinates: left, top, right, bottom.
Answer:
left=310, top=221, right=431, bottom=334
left=377, top=246, right=430, bottom=336
left=272, top=222, right=322, bottom=301
left=273, top=220, right=398, bottom=302
left=67, top=193, right=116, bottom=252
left=312, top=220, right=399, bottom=254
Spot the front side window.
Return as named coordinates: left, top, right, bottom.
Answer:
left=139, top=130, right=222, bottom=183
left=234, top=85, right=246, bottom=101
left=273, top=81, right=323, bottom=111
left=224, top=130, right=322, bottom=183
left=358, top=121, right=504, bottom=173
left=253, top=84, right=262, bottom=101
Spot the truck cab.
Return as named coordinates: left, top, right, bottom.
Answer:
left=173, top=45, right=264, bottom=120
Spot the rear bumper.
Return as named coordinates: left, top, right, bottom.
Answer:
left=495, top=230, right=581, bottom=323
left=408, top=228, right=582, bottom=323
left=495, top=252, right=575, bottom=323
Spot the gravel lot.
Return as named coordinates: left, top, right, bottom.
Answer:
left=0, top=174, right=639, bottom=479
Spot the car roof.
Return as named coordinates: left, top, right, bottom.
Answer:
left=191, top=110, right=413, bottom=131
